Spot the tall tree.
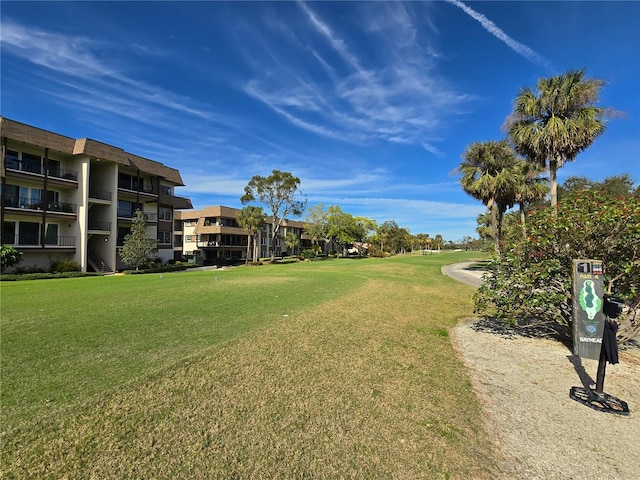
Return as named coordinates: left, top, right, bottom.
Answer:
left=476, top=211, right=493, bottom=243
left=513, top=161, right=548, bottom=238
left=241, top=170, right=306, bottom=261
left=415, top=233, right=432, bottom=251
left=285, top=231, right=300, bottom=256
left=459, top=140, right=520, bottom=253
left=377, top=220, right=397, bottom=253
left=507, top=69, right=608, bottom=210
left=326, top=206, right=359, bottom=255
left=433, top=234, right=444, bottom=251
left=558, top=173, right=637, bottom=200
left=304, top=204, right=330, bottom=254
left=119, top=209, right=157, bottom=270
left=237, top=205, right=266, bottom=264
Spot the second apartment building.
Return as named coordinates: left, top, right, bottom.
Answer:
left=175, top=206, right=311, bottom=264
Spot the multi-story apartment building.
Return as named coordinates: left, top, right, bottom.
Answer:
left=1, top=117, right=192, bottom=273
left=175, top=206, right=311, bottom=264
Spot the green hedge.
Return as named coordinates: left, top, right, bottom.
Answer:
left=1, top=272, right=102, bottom=281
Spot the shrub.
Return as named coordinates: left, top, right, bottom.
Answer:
left=49, top=260, right=80, bottom=273
left=300, top=249, right=316, bottom=260
left=1, top=246, right=23, bottom=272
left=0, top=272, right=101, bottom=281
left=475, top=190, right=640, bottom=339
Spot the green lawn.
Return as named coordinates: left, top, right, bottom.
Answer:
left=1, top=251, right=496, bottom=479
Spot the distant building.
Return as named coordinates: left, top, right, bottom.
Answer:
left=1, top=117, right=192, bottom=272
left=175, top=206, right=311, bottom=264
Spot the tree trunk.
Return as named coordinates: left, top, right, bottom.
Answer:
left=245, top=233, right=251, bottom=265
left=271, top=234, right=276, bottom=261
left=270, top=223, right=280, bottom=261
left=549, top=158, right=559, bottom=212
left=496, top=207, right=505, bottom=252
left=488, top=199, right=499, bottom=254
left=253, top=233, right=259, bottom=262
left=520, top=202, right=527, bottom=239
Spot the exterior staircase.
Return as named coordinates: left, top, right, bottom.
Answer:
left=88, top=247, right=113, bottom=273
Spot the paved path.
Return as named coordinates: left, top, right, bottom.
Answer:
left=441, top=261, right=485, bottom=288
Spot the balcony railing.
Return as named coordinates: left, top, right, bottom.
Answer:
left=3, top=196, right=77, bottom=213
left=88, top=220, right=112, bottom=231
left=197, top=240, right=248, bottom=248
left=117, top=181, right=158, bottom=195
left=50, top=167, right=79, bottom=181
left=5, top=160, right=78, bottom=181
left=117, top=209, right=157, bottom=222
left=3, top=234, right=76, bottom=247
left=89, top=189, right=112, bottom=201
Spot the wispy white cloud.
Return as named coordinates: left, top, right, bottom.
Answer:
left=1, top=17, right=218, bottom=123
left=338, top=196, right=485, bottom=219
left=0, top=18, right=116, bottom=77
left=444, top=0, right=551, bottom=68
left=297, top=0, right=367, bottom=75
left=243, top=2, right=469, bottom=154
left=181, top=173, right=248, bottom=196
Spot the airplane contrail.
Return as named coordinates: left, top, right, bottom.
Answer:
left=445, top=0, right=551, bottom=69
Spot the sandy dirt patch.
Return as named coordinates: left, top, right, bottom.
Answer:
left=451, top=318, right=640, bottom=480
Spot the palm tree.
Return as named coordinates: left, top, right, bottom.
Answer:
left=507, top=69, right=607, bottom=211
left=433, top=234, right=443, bottom=251
left=459, top=140, right=520, bottom=253
left=285, top=231, right=300, bottom=256
left=513, top=161, right=548, bottom=238
left=237, top=206, right=266, bottom=264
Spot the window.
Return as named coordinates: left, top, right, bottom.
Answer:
left=3, top=221, right=16, bottom=244
left=185, top=235, right=193, bottom=242
left=5, top=150, right=19, bottom=169
left=19, top=222, right=40, bottom=245
left=117, top=227, right=131, bottom=246
left=46, top=191, right=60, bottom=209
left=158, top=231, right=171, bottom=245
left=161, top=185, right=172, bottom=195
left=47, top=159, right=61, bottom=177
left=185, top=220, right=196, bottom=226
left=118, top=172, right=142, bottom=191
left=118, top=200, right=141, bottom=218
left=45, top=224, right=59, bottom=245
left=3, top=185, right=19, bottom=207
left=159, top=207, right=172, bottom=221
left=22, top=153, right=42, bottom=174
left=19, top=187, right=43, bottom=209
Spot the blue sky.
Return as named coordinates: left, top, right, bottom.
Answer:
left=2, top=1, right=639, bottom=241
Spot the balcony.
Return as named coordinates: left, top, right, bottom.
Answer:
left=5, top=160, right=78, bottom=181
left=3, top=234, right=76, bottom=247
left=117, top=209, right=157, bottom=222
left=117, top=180, right=158, bottom=196
left=4, top=196, right=77, bottom=214
left=49, top=167, right=79, bottom=181
left=88, top=220, right=112, bottom=232
left=159, top=190, right=193, bottom=209
left=197, top=240, right=248, bottom=249
left=89, top=189, right=113, bottom=202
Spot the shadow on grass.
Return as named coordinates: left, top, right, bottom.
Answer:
left=465, top=260, right=491, bottom=271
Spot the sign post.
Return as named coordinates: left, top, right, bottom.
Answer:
left=569, top=259, right=630, bottom=415
left=571, top=259, right=605, bottom=360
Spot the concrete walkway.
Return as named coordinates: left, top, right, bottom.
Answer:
left=441, top=261, right=485, bottom=288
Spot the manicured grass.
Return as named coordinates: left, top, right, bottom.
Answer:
left=1, top=251, right=496, bottom=478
